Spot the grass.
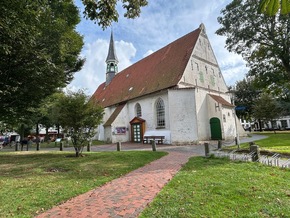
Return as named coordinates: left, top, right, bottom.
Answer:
left=140, top=156, right=290, bottom=218
left=0, top=151, right=166, bottom=217
left=227, top=132, right=290, bottom=156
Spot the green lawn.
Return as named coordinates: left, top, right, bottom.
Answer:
left=229, top=132, right=290, bottom=156
left=0, top=151, right=166, bottom=218
left=140, top=157, right=290, bottom=218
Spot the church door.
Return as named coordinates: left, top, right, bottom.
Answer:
left=132, top=124, right=142, bottom=143
left=210, top=117, right=222, bottom=140
left=130, top=117, right=145, bottom=143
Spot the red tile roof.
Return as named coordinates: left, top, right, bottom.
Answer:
left=92, top=27, right=201, bottom=107
left=209, top=94, right=234, bottom=108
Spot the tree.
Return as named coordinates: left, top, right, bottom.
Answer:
left=234, top=78, right=261, bottom=121
left=252, top=92, right=283, bottom=131
left=216, top=0, right=290, bottom=92
left=56, top=90, right=104, bottom=157
left=81, top=0, right=148, bottom=29
left=0, top=0, right=84, bottom=120
left=259, top=0, right=290, bottom=15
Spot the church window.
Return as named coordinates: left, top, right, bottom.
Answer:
left=223, top=114, right=226, bottom=122
left=205, top=66, right=208, bottom=74
left=135, top=103, right=142, bottom=117
left=195, top=62, right=199, bottom=71
left=156, top=98, right=165, bottom=128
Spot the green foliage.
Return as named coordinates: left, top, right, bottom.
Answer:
left=217, top=0, right=290, bottom=92
left=252, top=93, right=284, bottom=126
left=140, top=157, right=290, bottom=217
left=81, top=0, right=148, bottom=29
left=56, top=90, right=104, bottom=157
left=234, top=78, right=260, bottom=120
left=0, top=0, right=84, bottom=120
left=259, top=0, right=290, bottom=15
left=0, top=151, right=166, bottom=217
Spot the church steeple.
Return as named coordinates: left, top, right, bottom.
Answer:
left=106, top=31, right=118, bottom=85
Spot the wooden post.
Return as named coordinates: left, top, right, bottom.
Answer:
left=204, top=142, right=209, bottom=157
left=117, top=142, right=122, bottom=151
left=151, top=140, right=157, bottom=151
left=60, top=141, right=63, bottom=151
left=218, top=140, right=222, bottom=149
left=250, top=144, right=260, bottom=162
left=15, top=141, right=19, bottom=151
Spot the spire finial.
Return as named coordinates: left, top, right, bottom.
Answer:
left=106, top=30, right=118, bottom=63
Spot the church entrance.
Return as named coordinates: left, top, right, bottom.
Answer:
left=130, top=117, right=145, bottom=143
left=210, top=117, right=222, bottom=140
left=132, top=124, right=142, bottom=143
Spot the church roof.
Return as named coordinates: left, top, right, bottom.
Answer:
left=209, top=94, right=234, bottom=108
left=92, top=27, right=201, bottom=107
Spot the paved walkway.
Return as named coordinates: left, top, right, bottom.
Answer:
left=22, top=134, right=266, bottom=217
left=36, top=149, right=197, bottom=218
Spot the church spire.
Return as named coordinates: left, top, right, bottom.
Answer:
left=106, top=31, right=118, bottom=85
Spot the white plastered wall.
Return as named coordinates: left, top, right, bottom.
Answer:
left=168, top=88, right=198, bottom=144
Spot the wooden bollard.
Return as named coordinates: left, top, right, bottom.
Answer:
left=218, top=140, right=222, bottom=149
left=117, top=142, right=122, bottom=151
left=151, top=140, right=157, bottom=151
left=204, top=142, right=209, bottom=157
left=250, top=144, right=260, bottom=162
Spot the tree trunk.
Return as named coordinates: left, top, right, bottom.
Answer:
left=36, top=123, right=40, bottom=150
left=75, top=147, right=80, bottom=157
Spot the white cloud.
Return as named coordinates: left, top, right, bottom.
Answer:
left=67, top=38, right=137, bottom=95
left=143, top=50, right=154, bottom=58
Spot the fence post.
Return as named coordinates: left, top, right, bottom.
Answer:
left=117, top=142, right=122, bottom=151
left=250, top=143, right=260, bottom=162
left=60, top=141, right=63, bottom=151
left=15, top=142, right=19, bottom=151
left=151, top=140, right=157, bottom=151
left=204, top=142, right=209, bottom=157
left=218, top=140, right=222, bottom=149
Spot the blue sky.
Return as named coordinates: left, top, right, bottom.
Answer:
left=68, top=0, right=248, bottom=95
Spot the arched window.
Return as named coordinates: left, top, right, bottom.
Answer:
left=135, top=103, right=142, bottom=117
left=156, top=98, right=165, bottom=128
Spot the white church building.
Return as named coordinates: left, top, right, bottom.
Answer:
left=92, top=24, right=245, bottom=145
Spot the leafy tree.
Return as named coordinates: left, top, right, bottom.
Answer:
left=216, top=0, right=290, bottom=92
left=234, top=78, right=261, bottom=120
left=0, top=0, right=84, bottom=120
left=56, top=90, right=104, bottom=157
left=81, top=0, right=148, bottom=29
left=252, top=92, right=284, bottom=131
left=259, top=0, right=290, bottom=15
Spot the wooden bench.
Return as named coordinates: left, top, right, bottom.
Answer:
left=143, top=136, right=165, bottom=144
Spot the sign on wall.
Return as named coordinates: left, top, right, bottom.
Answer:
left=115, top=127, right=126, bottom=135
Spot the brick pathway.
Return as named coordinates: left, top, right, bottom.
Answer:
left=36, top=150, right=196, bottom=218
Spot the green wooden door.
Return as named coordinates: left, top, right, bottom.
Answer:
left=132, top=124, right=142, bottom=143
left=210, top=117, right=222, bottom=140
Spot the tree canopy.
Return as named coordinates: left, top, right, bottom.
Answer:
left=252, top=92, right=284, bottom=128
left=259, top=0, right=290, bottom=15
left=57, top=90, right=104, bottom=157
left=233, top=78, right=260, bottom=120
left=81, top=0, right=148, bottom=29
left=0, top=0, right=84, bottom=121
left=216, top=0, right=290, bottom=93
